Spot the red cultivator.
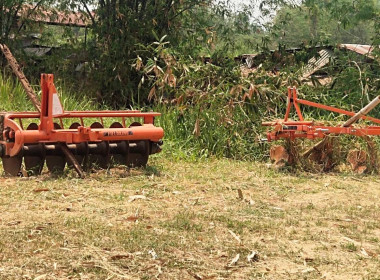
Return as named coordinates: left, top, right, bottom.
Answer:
left=0, top=74, right=164, bottom=177
left=263, top=87, right=380, bottom=141
left=263, top=87, right=380, bottom=171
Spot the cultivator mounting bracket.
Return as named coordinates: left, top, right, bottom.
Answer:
left=0, top=74, right=164, bottom=177
left=263, top=87, right=380, bottom=141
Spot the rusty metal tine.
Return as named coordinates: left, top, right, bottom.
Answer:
left=61, top=143, right=85, bottom=178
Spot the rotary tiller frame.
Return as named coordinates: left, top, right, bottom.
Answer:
left=262, top=87, right=380, bottom=168
left=0, top=74, right=164, bottom=177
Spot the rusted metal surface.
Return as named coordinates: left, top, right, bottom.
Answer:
left=2, top=154, right=22, bottom=176
left=301, top=49, right=334, bottom=78
left=347, top=150, right=367, bottom=173
left=301, top=44, right=377, bottom=79
left=18, top=4, right=93, bottom=27
left=239, top=45, right=376, bottom=79
left=339, top=44, right=375, bottom=58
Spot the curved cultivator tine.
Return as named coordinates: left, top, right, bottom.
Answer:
left=24, top=123, right=45, bottom=176
left=88, top=122, right=110, bottom=169
left=46, top=123, right=66, bottom=174
left=2, top=154, right=22, bottom=176
left=127, top=123, right=149, bottom=167
left=127, top=140, right=150, bottom=168
left=68, top=122, right=85, bottom=168
left=109, top=122, right=128, bottom=166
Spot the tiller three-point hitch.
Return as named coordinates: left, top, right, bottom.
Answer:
left=263, top=87, right=380, bottom=170
left=0, top=74, right=164, bottom=177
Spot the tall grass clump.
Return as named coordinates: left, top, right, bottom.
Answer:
left=54, top=81, right=97, bottom=112
left=0, top=71, right=97, bottom=112
left=133, top=41, right=292, bottom=161
left=155, top=103, right=264, bottom=161
left=0, top=72, right=34, bottom=112
left=135, top=40, right=380, bottom=162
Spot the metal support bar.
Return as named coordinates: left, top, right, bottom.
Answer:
left=343, top=96, right=380, bottom=127
left=296, top=98, right=380, bottom=125
left=284, top=88, right=292, bottom=121
left=263, top=87, right=380, bottom=143
left=61, top=143, right=85, bottom=178
left=304, top=96, right=380, bottom=156
left=292, top=88, right=304, bottom=121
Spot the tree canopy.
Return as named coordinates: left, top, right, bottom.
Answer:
left=0, top=0, right=379, bottom=107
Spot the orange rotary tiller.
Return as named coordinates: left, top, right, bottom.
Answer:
left=0, top=74, right=164, bottom=177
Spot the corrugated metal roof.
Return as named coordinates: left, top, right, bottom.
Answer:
left=18, top=5, right=92, bottom=27
left=339, top=44, right=375, bottom=58
left=24, top=47, right=52, bottom=57
left=301, top=44, right=378, bottom=78
left=302, top=49, right=334, bottom=78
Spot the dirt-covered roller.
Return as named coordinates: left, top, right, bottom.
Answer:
left=0, top=74, right=164, bottom=177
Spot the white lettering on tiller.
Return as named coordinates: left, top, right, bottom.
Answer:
left=103, top=131, right=134, bottom=137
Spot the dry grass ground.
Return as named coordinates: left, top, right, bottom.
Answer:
left=1, top=156, right=380, bottom=279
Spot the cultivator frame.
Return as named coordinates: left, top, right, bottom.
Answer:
left=0, top=74, right=164, bottom=177
left=263, top=87, right=380, bottom=141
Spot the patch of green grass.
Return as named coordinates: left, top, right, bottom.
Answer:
left=0, top=72, right=97, bottom=112
left=213, top=214, right=251, bottom=235
left=0, top=72, right=34, bottom=111
left=163, top=211, right=203, bottom=232
left=341, top=242, right=358, bottom=252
